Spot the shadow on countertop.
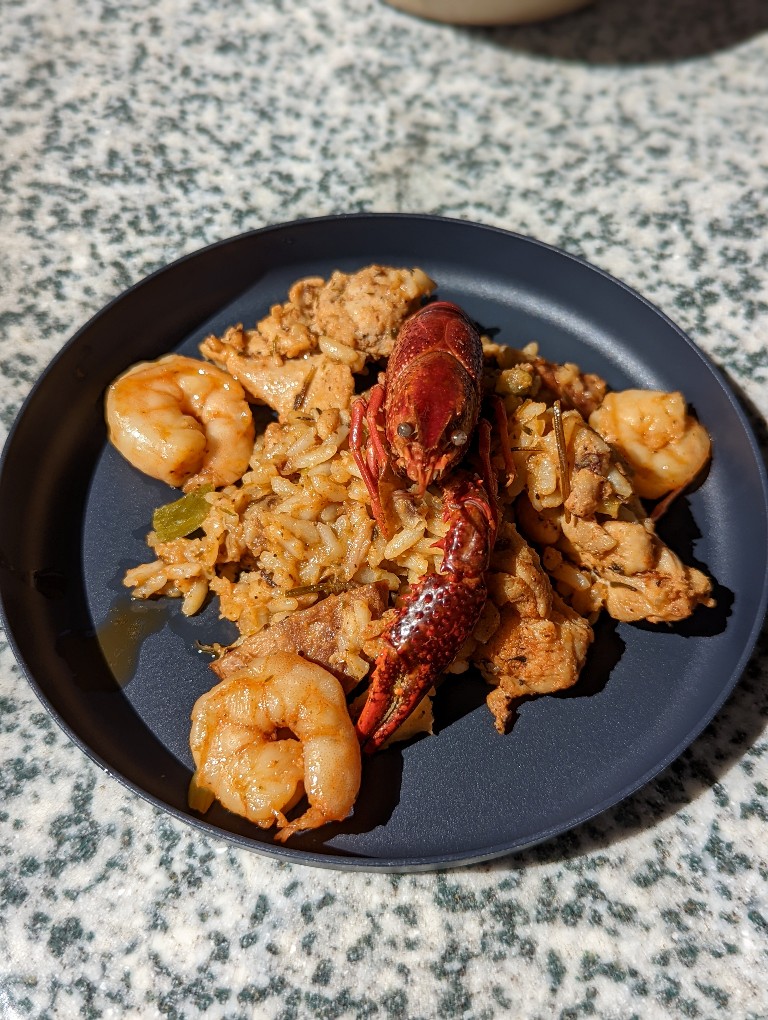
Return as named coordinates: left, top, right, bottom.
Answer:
left=471, top=0, right=768, bottom=65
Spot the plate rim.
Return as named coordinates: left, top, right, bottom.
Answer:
left=2, top=211, right=768, bottom=872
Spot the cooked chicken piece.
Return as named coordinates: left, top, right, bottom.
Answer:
left=312, top=265, right=435, bottom=359
left=486, top=521, right=555, bottom=619
left=202, top=313, right=318, bottom=363
left=529, top=355, right=607, bottom=418
left=211, top=582, right=389, bottom=693
left=198, top=342, right=355, bottom=419
left=200, top=266, right=434, bottom=384
left=477, top=596, right=593, bottom=733
left=260, top=278, right=326, bottom=358
left=559, top=514, right=713, bottom=624
left=564, top=468, right=612, bottom=519
left=470, top=522, right=593, bottom=732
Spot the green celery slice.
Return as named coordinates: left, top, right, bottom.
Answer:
left=152, top=484, right=214, bottom=542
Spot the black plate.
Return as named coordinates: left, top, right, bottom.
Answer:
left=2, top=214, right=767, bottom=872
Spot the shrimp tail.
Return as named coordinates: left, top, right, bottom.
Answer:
left=274, top=805, right=339, bottom=843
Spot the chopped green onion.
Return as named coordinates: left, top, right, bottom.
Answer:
left=152, top=484, right=213, bottom=542
left=552, top=401, right=570, bottom=502
left=285, top=580, right=352, bottom=598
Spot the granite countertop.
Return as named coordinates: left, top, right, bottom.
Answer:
left=2, top=0, right=768, bottom=1016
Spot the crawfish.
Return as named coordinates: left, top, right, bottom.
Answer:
left=350, top=301, right=484, bottom=540
left=350, top=301, right=504, bottom=751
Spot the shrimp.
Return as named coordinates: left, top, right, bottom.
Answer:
left=105, top=354, right=255, bottom=490
left=188, top=652, right=362, bottom=842
left=589, top=389, right=710, bottom=500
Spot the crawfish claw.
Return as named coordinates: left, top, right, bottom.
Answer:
left=355, top=564, right=489, bottom=752
left=355, top=649, right=435, bottom=753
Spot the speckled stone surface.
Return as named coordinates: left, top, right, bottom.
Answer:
left=2, top=0, right=768, bottom=1016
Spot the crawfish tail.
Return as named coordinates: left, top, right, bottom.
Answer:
left=356, top=476, right=495, bottom=752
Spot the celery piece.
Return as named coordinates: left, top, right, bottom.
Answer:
left=152, top=484, right=213, bottom=542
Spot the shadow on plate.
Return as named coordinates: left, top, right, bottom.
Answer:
left=471, top=610, right=768, bottom=877
left=280, top=751, right=406, bottom=855
left=432, top=669, right=491, bottom=733
left=554, top=613, right=623, bottom=701
left=718, top=368, right=768, bottom=475
left=469, top=0, right=768, bottom=65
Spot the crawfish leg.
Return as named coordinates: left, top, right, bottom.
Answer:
left=365, top=383, right=388, bottom=472
left=491, top=395, right=516, bottom=484
left=355, top=650, right=437, bottom=751
left=350, top=392, right=392, bottom=538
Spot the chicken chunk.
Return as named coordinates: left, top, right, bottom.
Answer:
left=476, top=595, right=594, bottom=733
left=199, top=343, right=355, bottom=419
left=470, top=522, right=594, bottom=732
left=200, top=265, right=434, bottom=383
left=312, top=265, right=435, bottom=359
left=211, top=582, right=389, bottom=693
left=559, top=514, right=713, bottom=624
left=529, top=355, right=607, bottom=418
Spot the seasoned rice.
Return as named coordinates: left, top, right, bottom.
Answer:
left=123, top=405, right=450, bottom=674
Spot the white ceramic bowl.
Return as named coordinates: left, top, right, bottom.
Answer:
left=385, top=0, right=592, bottom=24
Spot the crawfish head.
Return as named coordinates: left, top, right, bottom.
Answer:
left=384, top=301, right=483, bottom=493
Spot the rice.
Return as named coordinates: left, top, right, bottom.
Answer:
left=124, top=407, right=446, bottom=666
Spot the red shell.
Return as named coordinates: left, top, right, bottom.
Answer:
left=383, top=301, right=483, bottom=491
left=355, top=476, right=495, bottom=751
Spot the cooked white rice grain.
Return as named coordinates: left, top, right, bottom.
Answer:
left=182, top=579, right=209, bottom=616
left=285, top=428, right=318, bottom=460
left=317, top=521, right=344, bottom=561
left=384, top=525, right=425, bottom=561
left=271, top=476, right=299, bottom=496
left=318, top=335, right=366, bottom=369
